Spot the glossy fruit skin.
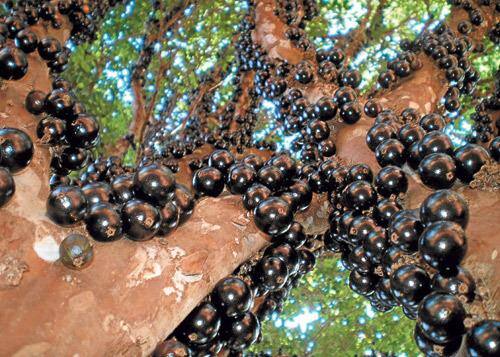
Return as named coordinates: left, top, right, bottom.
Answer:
left=243, top=183, right=271, bottom=211
left=490, top=136, right=500, bottom=161
left=66, top=114, right=100, bottom=148
left=364, top=228, right=388, bottom=264
left=121, top=199, right=161, bottom=241
left=254, top=197, right=293, bottom=236
left=0, top=167, right=15, bottom=207
left=227, top=163, right=256, bottom=194
left=419, top=113, right=445, bottom=132
left=418, top=131, right=454, bottom=157
left=264, top=243, right=300, bottom=276
left=419, top=221, right=467, bottom=273
left=454, top=143, right=490, bottom=183
left=171, top=184, right=195, bottom=224
left=193, top=166, right=224, bottom=197
left=82, top=181, right=112, bottom=206
left=59, top=147, right=89, bottom=171
left=222, top=312, right=260, bottom=351
left=375, top=166, right=408, bottom=198
left=47, top=185, right=87, bottom=226
left=276, top=221, right=306, bottom=247
left=242, top=154, right=264, bottom=171
left=0, top=46, right=28, bottom=79
left=297, top=248, right=316, bottom=274
left=373, top=198, right=401, bottom=228
left=208, top=149, right=235, bottom=174
left=432, top=266, right=476, bottom=303
left=134, top=164, right=175, bottom=206
left=340, top=101, right=361, bottom=124
left=288, top=180, right=312, bottom=211
left=45, top=88, right=74, bottom=119
left=420, top=190, right=469, bottom=229
left=390, top=264, right=432, bottom=308
left=364, top=99, right=382, bottom=118
left=348, top=164, right=373, bottom=183
left=158, top=201, right=180, bottom=236
left=348, top=246, right=372, bottom=273
left=257, top=165, right=284, bottom=192
left=212, top=277, right=252, bottom=317
left=38, top=36, right=61, bottom=60
left=25, top=90, right=47, bottom=115
left=0, top=128, right=34, bottom=173
left=85, top=203, right=123, bottom=242
left=15, top=29, right=38, bottom=53
left=342, top=180, right=377, bottom=211
left=398, top=124, right=425, bottom=148
left=349, top=270, right=377, bottom=296
left=153, top=338, right=191, bottom=357
left=389, top=214, right=423, bottom=253
left=466, top=320, right=500, bottom=357
left=418, top=153, right=457, bottom=189
left=252, top=255, right=289, bottom=291
left=36, top=116, right=66, bottom=145
left=375, top=138, right=407, bottom=167
left=307, top=119, right=330, bottom=142
left=176, top=302, right=220, bottom=347
left=111, top=173, right=135, bottom=204
left=59, top=234, right=94, bottom=270
left=417, top=292, right=466, bottom=344
left=414, top=324, right=462, bottom=357
left=314, top=97, right=337, bottom=120
left=348, top=215, right=377, bottom=246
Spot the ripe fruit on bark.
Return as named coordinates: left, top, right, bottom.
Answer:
left=193, top=166, right=224, bottom=197
left=0, top=167, right=15, bottom=207
left=0, top=127, right=34, bottom=173
left=47, top=185, right=87, bottom=226
left=85, top=203, right=123, bottom=242
left=121, top=199, right=161, bottom=241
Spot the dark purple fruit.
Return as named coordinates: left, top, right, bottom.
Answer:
left=66, top=114, right=100, bottom=148
left=36, top=116, right=66, bottom=145
left=254, top=197, right=293, bottom=236
left=38, top=36, right=62, bottom=61
left=418, top=221, right=467, bottom=273
left=375, top=139, right=406, bottom=167
left=15, top=29, right=38, bottom=53
left=134, top=164, right=175, bottom=206
left=46, top=185, right=87, bottom=226
left=171, top=184, right=195, bottom=224
left=389, top=213, right=423, bottom=253
left=0, top=167, right=15, bottom=207
left=111, top=173, right=135, bottom=204
left=243, top=183, right=271, bottom=211
left=252, top=255, right=289, bottom=291
left=0, top=128, right=33, bottom=173
left=121, top=199, right=161, bottom=241
left=0, top=46, right=28, bottom=80
left=417, top=292, right=466, bottom=344
left=159, top=201, right=180, bottom=236
left=432, top=266, right=476, bottom=303
left=466, top=320, right=500, bottom=357
left=208, top=149, right=235, bottom=174
left=212, top=277, right=253, bottom=317
left=342, top=180, right=377, bottom=211
left=222, top=312, right=260, bottom=351
left=420, top=189, right=469, bottom=229
left=418, top=153, right=456, bottom=189
left=85, top=203, right=123, bottom=242
left=193, top=166, right=224, bottom=197
left=375, top=165, right=408, bottom=197
left=176, top=302, right=220, bottom=347
left=25, top=90, right=47, bottom=115
left=390, top=264, right=432, bottom=308
left=227, top=163, right=256, bottom=194
left=454, top=143, right=490, bottom=183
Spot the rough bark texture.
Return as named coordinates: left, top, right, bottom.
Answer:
left=0, top=1, right=498, bottom=356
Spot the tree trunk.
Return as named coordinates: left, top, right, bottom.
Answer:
left=0, top=1, right=498, bottom=356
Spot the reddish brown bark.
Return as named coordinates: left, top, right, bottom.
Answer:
left=0, top=1, right=498, bottom=356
